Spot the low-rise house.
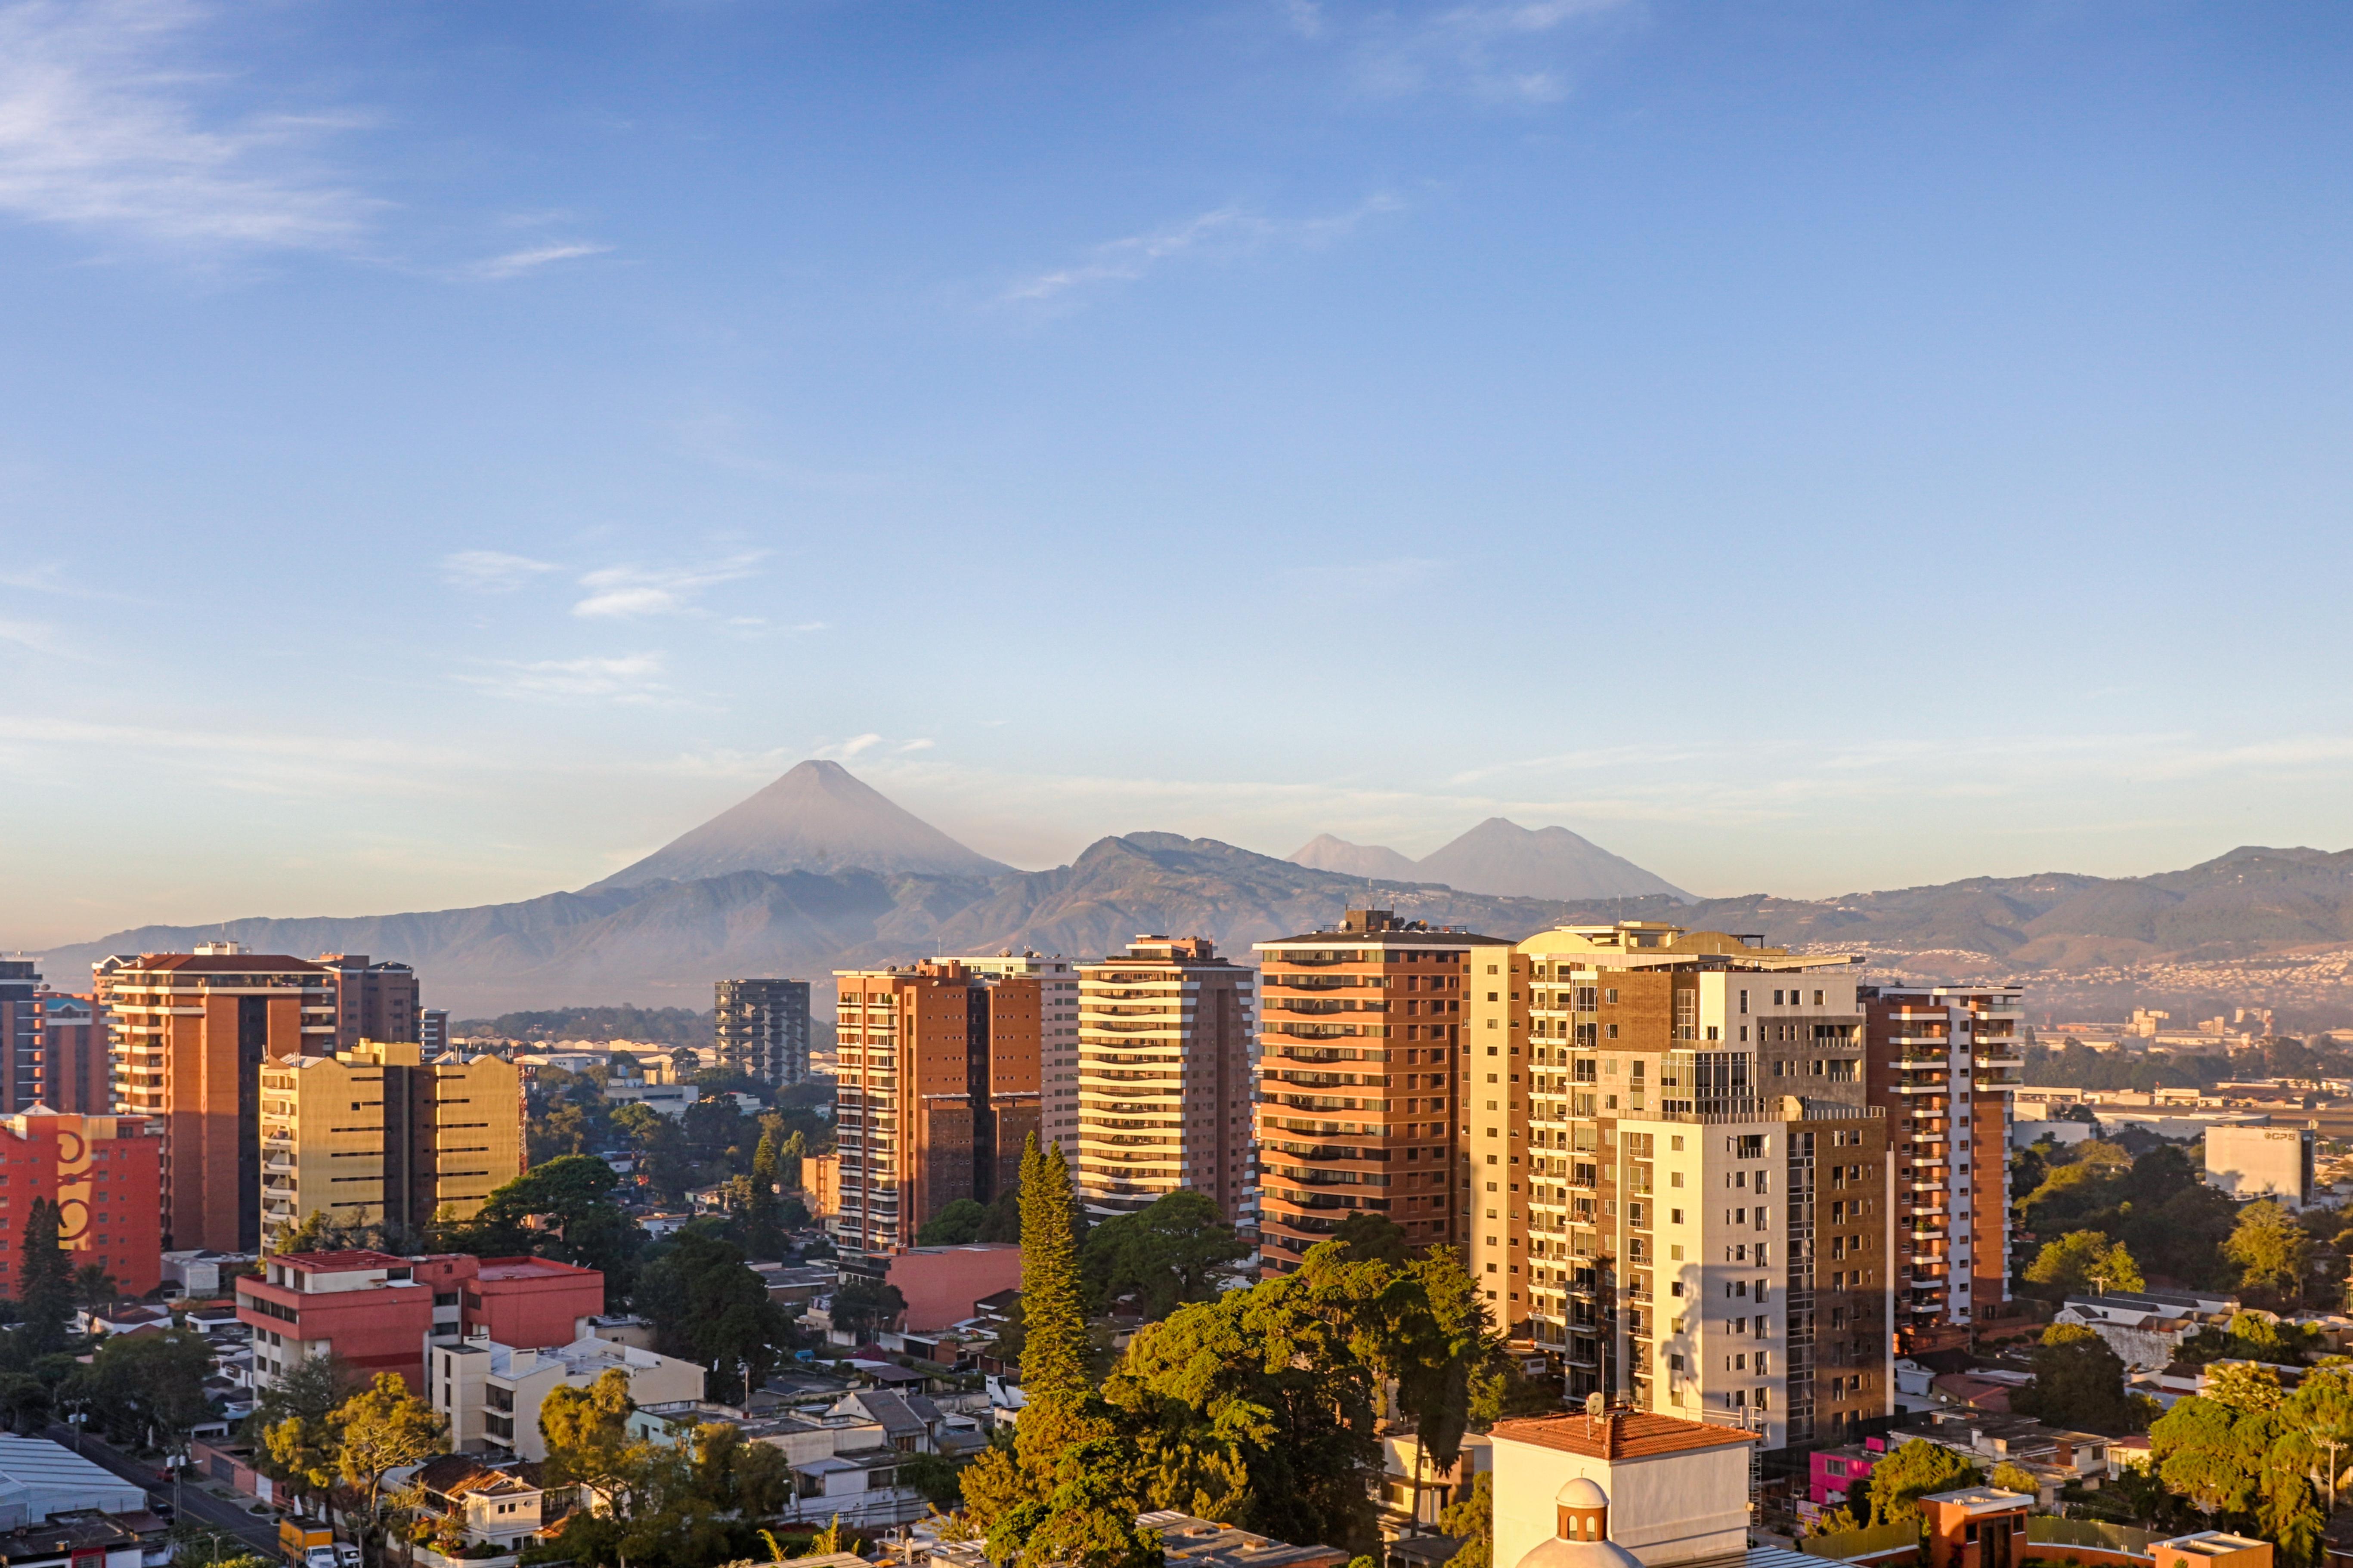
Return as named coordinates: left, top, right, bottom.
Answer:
left=1371, top=1431, right=1489, bottom=1535
left=0, top=1510, right=146, bottom=1568
left=752, top=1264, right=837, bottom=1307
left=1891, top=1412, right=2111, bottom=1500
left=75, top=1305, right=170, bottom=1339
left=1142, top=1511, right=1349, bottom=1568
left=412, top=1454, right=566, bottom=1554
left=430, top=1336, right=705, bottom=1462
left=1808, top=1440, right=1885, bottom=1506
left=828, top=1389, right=944, bottom=1454
left=2056, top=1290, right=2239, bottom=1371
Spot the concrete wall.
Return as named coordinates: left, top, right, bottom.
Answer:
left=1491, top=1435, right=1749, bottom=1568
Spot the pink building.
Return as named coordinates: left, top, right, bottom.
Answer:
left=884, top=1243, right=1025, bottom=1331
left=1810, top=1438, right=1887, bottom=1506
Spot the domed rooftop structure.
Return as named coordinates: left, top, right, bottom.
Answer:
left=1512, top=1477, right=1644, bottom=1568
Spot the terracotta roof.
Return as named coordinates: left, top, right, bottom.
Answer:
left=130, top=954, right=328, bottom=973
left=1490, top=1410, right=1759, bottom=1460
left=274, top=1249, right=413, bottom=1271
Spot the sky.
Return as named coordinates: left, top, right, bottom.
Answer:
left=4, top=0, right=2351, bottom=950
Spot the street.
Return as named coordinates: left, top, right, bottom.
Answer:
left=39, top=1425, right=283, bottom=1557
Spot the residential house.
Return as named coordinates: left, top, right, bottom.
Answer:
left=2056, top=1290, right=2239, bottom=1371
left=412, top=1455, right=566, bottom=1554
left=430, top=1337, right=704, bottom=1461
left=1890, top=1413, right=2111, bottom=1502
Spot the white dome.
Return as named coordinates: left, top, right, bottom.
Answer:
left=1515, top=1540, right=1643, bottom=1568
left=1557, top=1478, right=1609, bottom=1509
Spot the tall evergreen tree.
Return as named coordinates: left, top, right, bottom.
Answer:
left=1017, top=1135, right=1090, bottom=1406
left=16, top=1199, right=73, bottom=1357
left=743, top=1129, right=784, bottom=1258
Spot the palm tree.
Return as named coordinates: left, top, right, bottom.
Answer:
left=71, top=1265, right=118, bottom=1317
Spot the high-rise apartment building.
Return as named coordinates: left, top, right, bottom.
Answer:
left=0, top=959, right=44, bottom=1114
left=1256, top=911, right=1503, bottom=1270
left=95, top=943, right=337, bottom=1252
left=948, top=954, right=1081, bottom=1158
left=38, top=990, right=109, bottom=1114
left=259, top=1041, right=525, bottom=1251
left=1075, top=938, right=1254, bottom=1222
left=420, top=1010, right=451, bottom=1056
left=713, top=978, right=813, bottom=1086
left=1471, top=922, right=1893, bottom=1449
left=1861, top=984, right=2025, bottom=1352
left=0, top=1108, right=164, bottom=1296
left=830, top=961, right=1043, bottom=1256
left=316, top=955, right=422, bottom=1049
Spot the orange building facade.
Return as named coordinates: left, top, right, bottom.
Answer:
left=0, top=1108, right=165, bottom=1296
left=830, top=961, right=1043, bottom=1257
left=94, top=945, right=335, bottom=1253
left=1254, top=910, right=1505, bottom=1273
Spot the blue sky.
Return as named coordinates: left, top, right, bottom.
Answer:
left=4, top=0, right=2350, bottom=947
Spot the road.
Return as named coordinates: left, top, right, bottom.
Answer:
left=39, top=1423, right=284, bottom=1557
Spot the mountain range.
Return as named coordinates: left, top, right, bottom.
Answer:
left=1290, top=819, right=1691, bottom=901
left=34, top=765, right=2353, bottom=1027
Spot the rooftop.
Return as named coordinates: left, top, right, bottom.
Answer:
left=473, top=1257, right=599, bottom=1283
left=272, top=1249, right=413, bottom=1272
left=1921, top=1487, right=2032, bottom=1515
left=1139, top=1510, right=1349, bottom=1568
left=1490, top=1410, right=1759, bottom=1460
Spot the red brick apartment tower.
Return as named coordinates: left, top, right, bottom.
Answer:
left=831, top=961, right=1042, bottom=1258
left=0, top=1109, right=164, bottom=1296
left=315, top=954, right=422, bottom=1048
left=1862, top=984, right=2025, bottom=1350
left=1254, top=909, right=1509, bottom=1275
left=93, top=944, right=334, bottom=1252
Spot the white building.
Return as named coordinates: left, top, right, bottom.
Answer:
left=2205, top=1125, right=2316, bottom=1207
left=1489, top=1409, right=1755, bottom=1568
left=429, top=1336, right=705, bottom=1461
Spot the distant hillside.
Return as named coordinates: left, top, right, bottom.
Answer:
left=1288, top=818, right=1691, bottom=902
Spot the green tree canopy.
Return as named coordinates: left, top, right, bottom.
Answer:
left=14, top=1199, right=73, bottom=1358
left=440, top=1154, right=646, bottom=1308
left=2226, top=1200, right=2313, bottom=1307
left=1864, top=1440, right=1982, bottom=1529
left=917, top=1199, right=990, bottom=1247
left=2025, top=1231, right=2145, bottom=1296
left=1080, top=1190, right=1248, bottom=1321
left=74, top=1326, right=214, bottom=1457
left=333, top=1373, right=447, bottom=1568
left=635, top=1231, right=799, bottom=1402
left=828, top=1278, right=906, bottom=1341
left=2012, top=1324, right=2138, bottom=1434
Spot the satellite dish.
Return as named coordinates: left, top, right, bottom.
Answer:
left=1585, top=1392, right=1606, bottom=1416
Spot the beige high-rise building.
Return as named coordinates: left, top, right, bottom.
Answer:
left=1075, top=937, right=1254, bottom=1222
left=258, top=1041, right=523, bottom=1251
left=1469, top=921, right=1894, bottom=1448
left=1255, top=909, right=1511, bottom=1274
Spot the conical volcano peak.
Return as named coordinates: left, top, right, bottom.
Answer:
left=584, top=759, right=1012, bottom=890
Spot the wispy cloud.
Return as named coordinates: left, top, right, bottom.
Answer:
left=0, top=0, right=377, bottom=253
left=815, top=733, right=885, bottom=761
left=571, top=555, right=763, bottom=619
left=1003, top=193, right=1402, bottom=304
left=442, top=551, right=561, bottom=593
left=1327, top=0, right=1634, bottom=104
left=456, top=653, right=669, bottom=704
left=0, top=618, right=61, bottom=655
left=464, top=241, right=612, bottom=281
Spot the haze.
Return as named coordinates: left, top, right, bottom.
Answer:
left=4, top=2, right=2350, bottom=951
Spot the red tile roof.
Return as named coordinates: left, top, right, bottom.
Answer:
left=1491, top=1410, right=1759, bottom=1460
left=131, top=954, right=328, bottom=973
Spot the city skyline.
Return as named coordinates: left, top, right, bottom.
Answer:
left=6, top=3, right=2353, bottom=947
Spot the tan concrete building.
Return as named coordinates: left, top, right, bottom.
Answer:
left=831, top=961, right=1043, bottom=1256
left=95, top=943, right=337, bottom=1252
left=1862, top=985, right=2027, bottom=1350
left=1077, top=937, right=1255, bottom=1223
left=258, top=1041, right=523, bottom=1251
left=1255, top=909, right=1510, bottom=1271
left=431, top=1334, right=705, bottom=1460
left=1471, top=921, right=1892, bottom=1447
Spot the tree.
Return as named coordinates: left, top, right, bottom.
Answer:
left=742, top=1129, right=786, bottom=1260
left=540, top=1369, right=655, bottom=1519
left=1327, top=1212, right=1412, bottom=1267
left=1990, top=1462, right=2038, bottom=1496
left=1864, top=1440, right=1982, bottom=1529
left=2227, top=1201, right=2313, bottom=1307
left=1438, top=1468, right=1491, bottom=1568
left=918, top=1200, right=990, bottom=1248
left=828, top=1279, right=906, bottom=1341
left=70, top=1265, right=117, bottom=1314
left=1016, top=1136, right=1090, bottom=1406
left=2012, top=1324, right=2137, bottom=1433
left=635, top=1231, right=798, bottom=1401
left=2025, top=1231, right=2145, bottom=1297
left=15, top=1199, right=73, bottom=1357
left=334, top=1374, right=447, bottom=1567
left=0, top=1371, right=50, bottom=1434
left=1080, top=1191, right=1248, bottom=1321
left=440, top=1155, right=646, bottom=1309
left=900, top=1451, right=966, bottom=1509
left=77, top=1327, right=214, bottom=1459
left=2152, top=1397, right=2265, bottom=1523
left=2203, top=1361, right=2285, bottom=1413
left=2277, top=1363, right=2353, bottom=1514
